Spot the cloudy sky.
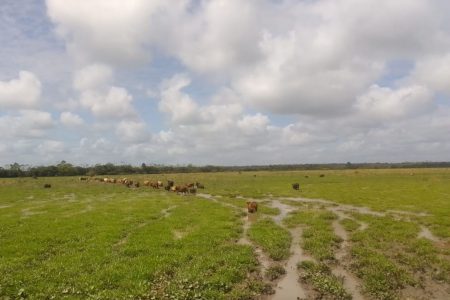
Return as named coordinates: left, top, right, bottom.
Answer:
left=1, top=0, right=450, bottom=166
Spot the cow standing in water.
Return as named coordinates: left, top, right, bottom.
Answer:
left=246, top=201, right=258, bottom=213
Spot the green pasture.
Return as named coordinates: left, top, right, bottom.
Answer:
left=0, top=168, right=449, bottom=299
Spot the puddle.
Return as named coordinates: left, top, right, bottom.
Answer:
left=271, top=228, right=309, bottom=300
left=331, top=266, right=365, bottom=300
left=418, top=226, right=440, bottom=242
left=280, top=197, right=386, bottom=217
left=330, top=211, right=366, bottom=300
left=270, top=200, right=296, bottom=226
left=387, top=209, right=430, bottom=217
left=237, top=212, right=272, bottom=271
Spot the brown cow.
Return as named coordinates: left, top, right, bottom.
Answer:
left=43, top=183, right=51, bottom=188
left=246, top=201, right=258, bottom=213
left=176, top=185, right=188, bottom=195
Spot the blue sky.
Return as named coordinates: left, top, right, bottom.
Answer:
left=1, top=0, right=450, bottom=166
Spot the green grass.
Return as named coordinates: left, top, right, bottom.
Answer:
left=265, top=264, right=286, bottom=281
left=163, top=168, right=450, bottom=238
left=340, top=218, right=360, bottom=232
left=348, top=214, right=449, bottom=299
left=1, top=168, right=450, bottom=299
left=247, top=218, right=291, bottom=261
left=284, top=209, right=341, bottom=262
left=298, top=261, right=351, bottom=300
left=0, top=178, right=257, bottom=299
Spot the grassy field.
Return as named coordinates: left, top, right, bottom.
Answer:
left=0, top=168, right=449, bottom=299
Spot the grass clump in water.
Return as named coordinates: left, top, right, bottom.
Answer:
left=298, top=261, right=351, bottom=300
left=284, top=209, right=341, bottom=261
left=265, top=264, right=286, bottom=281
left=248, top=218, right=291, bottom=261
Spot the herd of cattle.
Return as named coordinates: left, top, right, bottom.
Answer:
left=78, top=177, right=205, bottom=195
left=41, top=174, right=319, bottom=211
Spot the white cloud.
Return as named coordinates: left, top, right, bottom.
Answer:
left=237, top=113, right=269, bottom=136
left=158, top=74, right=200, bottom=124
left=116, top=120, right=149, bottom=143
left=73, top=64, right=113, bottom=91
left=79, top=87, right=137, bottom=119
left=411, top=53, right=450, bottom=95
left=0, top=110, right=54, bottom=139
left=46, top=0, right=168, bottom=65
left=0, top=71, right=41, bottom=109
left=36, top=140, right=65, bottom=154
left=354, top=84, right=434, bottom=121
left=2, top=0, right=450, bottom=165
left=60, top=111, right=84, bottom=127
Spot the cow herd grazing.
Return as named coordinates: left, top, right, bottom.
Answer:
left=78, top=177, right=205, bottom=195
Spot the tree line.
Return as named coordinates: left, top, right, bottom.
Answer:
left=1, top=161, right=450, bottom=178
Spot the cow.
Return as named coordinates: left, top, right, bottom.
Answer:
left=189, top=188, right=197, bottom=194
left=196, top=183, right=205, bottom=189
left=167, top=180, right=174, bottom=187
left=43, top=183, right=51, bottom=188
left=157, top=181, right=163, bottom=188
left=178, top=186, right=188, bottom=195
left=319, top=174, right=325, bottom=178
left=79, top=177, right=87, bottom=181
left=143, top=180, right=150, bottom=186
left=246, top=201, right=258, bottom=213
left=164, top=185, right=171, bottom=191
left=134, top=182, right=140, bottom=188
left=187, top=183, right=195, bottom=188
left=304, top=175, right=309, bottom=178
left=292, top=183, right=300, bottom=190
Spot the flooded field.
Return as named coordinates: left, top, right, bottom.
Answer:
left=0, top=168, right=449, bottom=299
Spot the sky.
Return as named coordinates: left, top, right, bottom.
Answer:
left=1, top=0, right=450, bottom=166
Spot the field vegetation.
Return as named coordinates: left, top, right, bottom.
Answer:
left=0, top=168, right=449, bottom=299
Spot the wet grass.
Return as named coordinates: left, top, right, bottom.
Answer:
left=297, top=261, right=351, bottom=300
left=265, top=264, right=286, bottom=281
left=348, top=214, right=450, bottom=299
left=1, top=168, right=450, bottom=299
left=284, top=209, right=341, bottom=262
left=0, top=178, right=257, bottom=299
left=247, top=218, right=291, bottom=261
left=283, top=208, right=350, bottom=299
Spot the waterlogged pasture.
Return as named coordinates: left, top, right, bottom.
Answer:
left=0, top=168, right=449, bottom=299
